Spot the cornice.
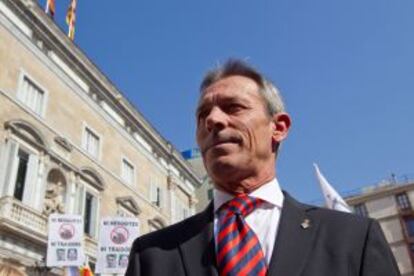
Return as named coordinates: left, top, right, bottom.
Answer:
left=346, top=183, right=414, bottom=205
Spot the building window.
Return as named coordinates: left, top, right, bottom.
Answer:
left=404, top=217, right=414, bottom=237
left=2, top=122, right=43, bottom=208
left=353, top=203, right=369, bottom=217
left=83, top=127, right=100, bottom=158
left=18, top=75, right=46, bottom=116
left=150, top=184, right=162, bottom=208
left=83, top=191, right=98, bottom=237
left=13, top=150, right=29, bottom=200
left=175, top=200, right=190, bottom=221
left=121, top=158, right=134, bottom=185
left=396, top=193, right=411, bottom=211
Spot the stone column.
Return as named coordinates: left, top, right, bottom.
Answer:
left=34, top=152, right=48, bottom=211
left=189, top=196, right=198, bottom=216
left=167, top=175, right=177, bottom=223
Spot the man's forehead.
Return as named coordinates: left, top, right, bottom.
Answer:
left=199, top=76, right=260, bottom=102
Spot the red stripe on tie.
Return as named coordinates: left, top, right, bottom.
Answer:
left=220, top=228, right=257, bottom=275
left=217, top=219, right=236, bottom=243
left=217, top=220, right=250, bottom=263
left=237, top=247, right=265, bottom=275
left=228, top=198, right=245, bottom=214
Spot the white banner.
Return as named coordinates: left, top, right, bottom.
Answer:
left=95, top=217, right=140, bottom=274
left=46, top=214, right=85, bottom=267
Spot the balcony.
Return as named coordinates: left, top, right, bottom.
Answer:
left=84, top=236, right=98, bottom=259
left=0, top=196, right=99, bottom=258
left=0, top=196, right=48, bottom=243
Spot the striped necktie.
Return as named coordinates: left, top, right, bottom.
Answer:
left=216, top=194, right=267, bottom=276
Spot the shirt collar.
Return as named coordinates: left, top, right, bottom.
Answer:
left=213, top=178, right=284, bottom=212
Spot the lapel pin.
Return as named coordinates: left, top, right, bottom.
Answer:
left=301, top=218, right=311, bottom=229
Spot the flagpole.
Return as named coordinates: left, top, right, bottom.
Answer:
left=45, top=1, right=50, bottom=14
left=68, top=24, right=73, bottom=39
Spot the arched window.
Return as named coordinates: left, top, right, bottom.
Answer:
left=0, top=120, right=46, bottom=208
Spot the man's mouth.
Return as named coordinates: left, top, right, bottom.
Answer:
left=204, top=137, right=241, bottom=153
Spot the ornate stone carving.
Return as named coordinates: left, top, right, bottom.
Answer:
left=167, top=175, right=177, bottom=190
left=43, top=170, right=66, bottom=215
left=54, top=136, right=73, bottom=152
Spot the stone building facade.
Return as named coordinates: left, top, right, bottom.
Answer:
left=181, top=148, right=212, bottom=212
left=0, top=0, right=201, bottom=274
left=347, top=182, right=414, bottom=276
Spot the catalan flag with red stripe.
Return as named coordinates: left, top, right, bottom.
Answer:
left=66, top=0, right=77, bottom=40
left=80, top=265, right=93, bottom=276
left=45, top=0, right=56, bottom=19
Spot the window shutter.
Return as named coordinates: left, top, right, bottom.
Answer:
left=22, top=154, right=39, bottom=206
left=158, top=187, right=163, bottom=208
left=150, top=183, right=156, bottom=204
left=90, top=196, right=99, bottom=237
left=77, top=185, right=86, bottom=215
left=0, top=141, right=18, bottom=196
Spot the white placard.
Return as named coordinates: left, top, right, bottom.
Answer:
left=46, top=214, right=85, bottom=267
left=95, top=217, right=139, bottom=274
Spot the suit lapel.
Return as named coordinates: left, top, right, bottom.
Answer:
left=179, top=202, right=218, bottom=276
left=267, top=193, right=320, bottom=276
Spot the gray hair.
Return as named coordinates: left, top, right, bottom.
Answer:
left=200, top=59, right=286, bottom=116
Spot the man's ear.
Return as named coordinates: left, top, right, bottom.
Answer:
left=271, top=112, right=291, bottom=143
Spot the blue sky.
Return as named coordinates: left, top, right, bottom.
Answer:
left=40, top=0, right=414, bottom=204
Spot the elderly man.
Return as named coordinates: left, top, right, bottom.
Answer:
left=126, top=59, right=399, bottom=276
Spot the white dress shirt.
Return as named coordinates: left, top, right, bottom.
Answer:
left=213, top=179, right=284, bottom=265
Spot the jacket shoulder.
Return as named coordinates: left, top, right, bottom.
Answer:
left=132, top=207, right=211, bottom=252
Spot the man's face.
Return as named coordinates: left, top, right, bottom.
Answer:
left=196, top=75, right=284, bottom=192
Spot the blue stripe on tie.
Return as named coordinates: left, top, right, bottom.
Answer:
left=218, top=222, right=256, bottom=271
left=229, top=240, right=262, bottom=274
left=217, top=219, right=238, bottom=253
left=218, top=212, right=234, bottom=230
left=233, top=197, right=250, bottom=213
left=247, top=255, right=267, bottom=276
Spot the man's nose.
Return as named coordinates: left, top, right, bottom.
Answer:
left=205, top=107, right=227, bottom=132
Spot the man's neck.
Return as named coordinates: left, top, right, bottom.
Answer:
left=216, top=170, right=276, bottom=194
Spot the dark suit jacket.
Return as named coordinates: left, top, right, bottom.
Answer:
left=126, top=193, right=400, bottom=276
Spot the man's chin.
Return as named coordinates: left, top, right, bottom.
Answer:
left=207, top=157, right=240, bottom=177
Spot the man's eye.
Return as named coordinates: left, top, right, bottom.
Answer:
left=197, top=110, right=208, bottom=121
left=226, top=104, right=243, bottom=113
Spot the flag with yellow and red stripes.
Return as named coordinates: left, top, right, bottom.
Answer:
left=66, top=0, right=77, bottom=40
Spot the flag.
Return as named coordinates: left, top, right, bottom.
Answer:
left=80, top=265, right=93, bottom=276
left=314, top=163, right=351, bottom=213
left=66, top=0, right=77, bottom=40
left=80, top=255, right=94, bottom=276
left=45, top=0, right=56, bottom=19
